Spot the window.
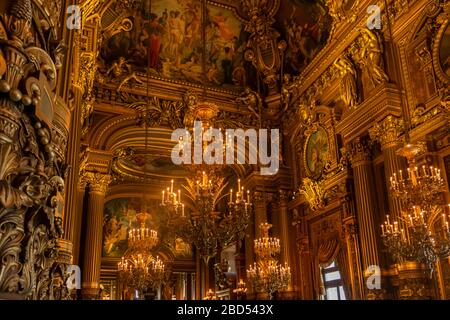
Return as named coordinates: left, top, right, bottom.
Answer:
left=320, top=261, right=346, bottom=300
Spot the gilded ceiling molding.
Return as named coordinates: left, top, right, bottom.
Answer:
left=0, top=0, right=71, bottom=299
left=368, top=115, right=405, bottom=149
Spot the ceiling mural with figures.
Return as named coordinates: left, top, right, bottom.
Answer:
left=276, top=0, right=332, bottom=74
left=98, top=0, right=248, bottom=88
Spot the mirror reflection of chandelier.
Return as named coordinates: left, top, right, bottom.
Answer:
left=381, top=143, right=450, bottom=273
left=247, top=223, right=291, bottom=300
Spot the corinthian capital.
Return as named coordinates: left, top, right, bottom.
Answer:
left=348, top=137, right=373, bottom=165
left=85, top=172, right=111, bottom=194
left=369, top=115, right=404, bottom=149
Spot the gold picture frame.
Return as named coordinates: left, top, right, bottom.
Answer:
left=432, top=18, right=450, bottom=84
left=303, top=126, right=330, bottom=180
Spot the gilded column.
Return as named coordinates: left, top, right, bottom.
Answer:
left=72, top=173, right=87, bottom=266
left=81, top=172, right=111, bottom=299
left=343, top=216, right=364, bottom=300
left=278, top=190, right=295, bottom=297
left=369, top=115, right=405, bottom=220
left=293, top=211, right=314, bottom=299
left=349, top=138, right=385, bottom=299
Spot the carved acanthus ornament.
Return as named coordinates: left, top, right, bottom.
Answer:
left=242, top=0, right=286, bottom=90
left=0, top=0, right=70, bottom=299
left=348, top=138, right=373, bottom=165
left=300, top=178, right=327, bottom=212
left=369, top=115, right=404, bottom=149
left=79, top=52, right=98, bottom=137
left=325, top=0, right=359, bottom=37
left=85, top=172, right=112, bottom=195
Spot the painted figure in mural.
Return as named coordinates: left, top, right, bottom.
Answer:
left=148, top=13, right=164, bottom=69
left=306, top=128, right=329, bottom=177
left=100, top=0, right=246, bottom=87
left=158, top=10, right=170, bottom=56
left=358, top=29, right=389, bottom=87
left=103, top=215, right=123, bottom=255
left=232, top=62, right=246, bottom=86
left=220, top=47, right=234, bottom=84
left=213, top=12, right=234, bottom=42
left=334, top=56, right=358, bottom=108
left=185, top=6, right=201, bottom=48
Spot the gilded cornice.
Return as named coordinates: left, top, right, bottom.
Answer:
left=335, top=83, right=403, bottom=142
left=369, top=115, right=404, bottom=149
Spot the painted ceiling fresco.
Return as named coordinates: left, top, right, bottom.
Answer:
left=100, top=0, right=247, bottom=88
left=276, top=0, right=332, bottom=74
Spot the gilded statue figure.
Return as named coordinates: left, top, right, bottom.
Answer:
left=236, top=87, right=263, bottom=120
left=107, top=57, right=143, bottom=92
left=358, top=29, right=389, bottom=87
left=334, top=56, right=358, bottom=108
left=281, top=74, right=300, bottom=113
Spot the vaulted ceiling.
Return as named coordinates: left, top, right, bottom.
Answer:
left=81, top=0, right=335, bottom=186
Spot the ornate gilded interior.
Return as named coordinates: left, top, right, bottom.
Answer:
left=0, top=0, right=449, bottom=301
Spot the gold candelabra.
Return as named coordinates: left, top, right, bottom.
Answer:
left=381, top=143, right=450, bottom=273
left=247, top=223, right=291, bottom=299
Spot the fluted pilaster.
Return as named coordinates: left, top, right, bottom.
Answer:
left=81, top=172, right=111, bottom=299
left=254, top=191, right=267, bottom=238
left=349, top=138, right=386, bottom=299
left=71, top=177, right=87, bottom=265
left=369, top=115, right=406, bottom=220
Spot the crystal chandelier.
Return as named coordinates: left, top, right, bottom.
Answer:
left=381, top=143, right=450, bottom=273
left=247, top=223, right=291, bottom=299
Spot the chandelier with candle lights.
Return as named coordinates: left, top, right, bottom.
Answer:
left=247, top=223, right=291, bottom=299
left=381, top=143, right=450, bottom=273
left=233, top=279, right=248, bottom=298
left=187, top=172, right=252, bottom=263
left=117, top=207, right=165, bottom=297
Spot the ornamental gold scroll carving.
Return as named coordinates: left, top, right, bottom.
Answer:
left=300, top=178, right=327, bottom=212
left=242, top=0, right=286, bottom=90
left=0, top=0, right=71, bottom=299
left=85, top=172, right=112, bottom=195
left=368, top=115, right=404, bottom=149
